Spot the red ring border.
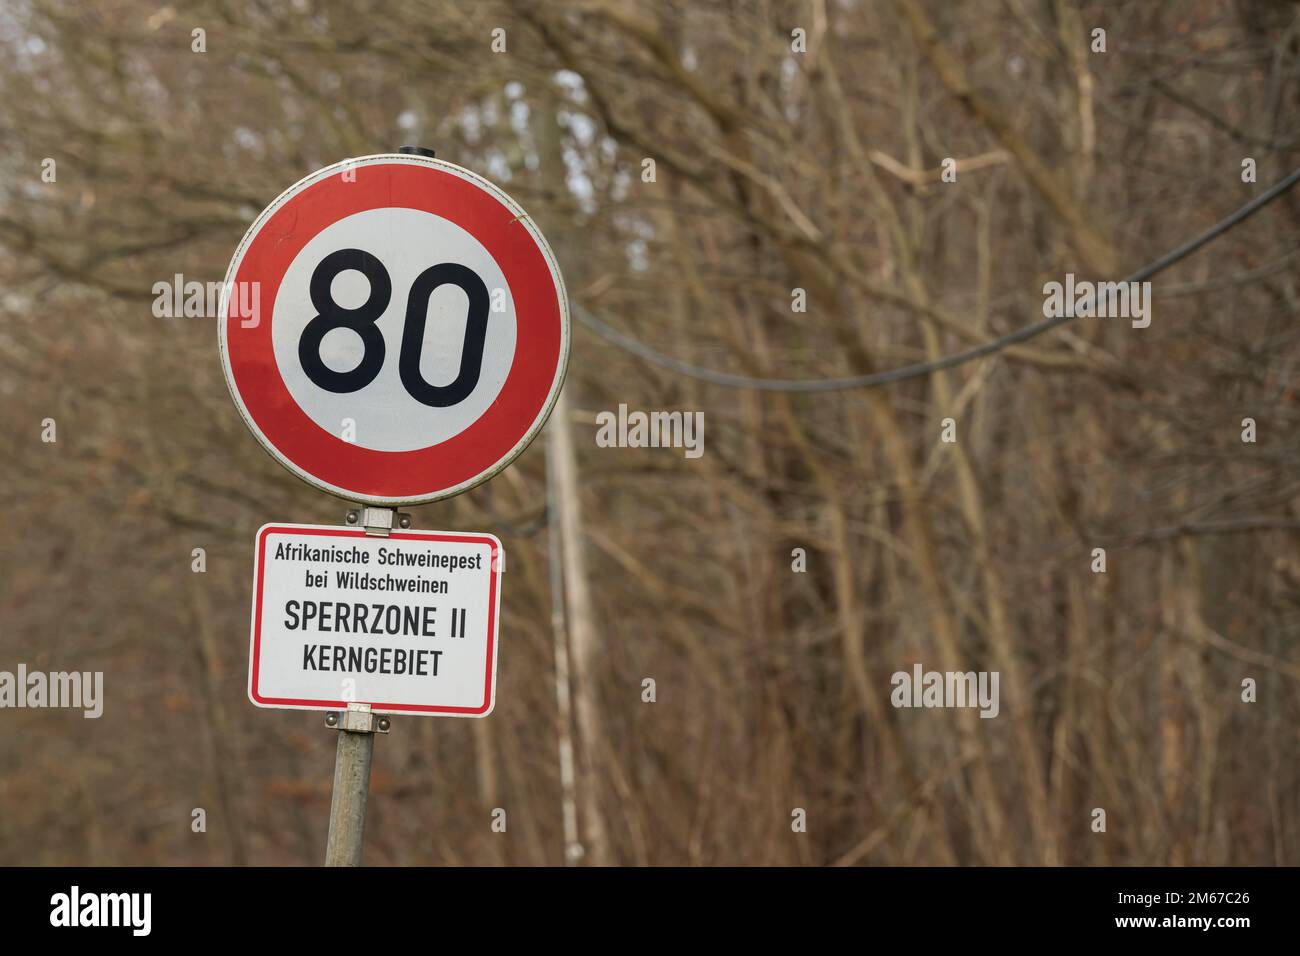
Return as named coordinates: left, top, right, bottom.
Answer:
left=223, top=159, right=565, bottom=501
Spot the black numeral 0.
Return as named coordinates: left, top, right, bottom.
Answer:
left=299, top=250, right=490, bottom=407
left=399, top=263, right=490, bottom=407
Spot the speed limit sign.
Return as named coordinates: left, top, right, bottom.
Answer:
left=218, top=152, right=569, bottom=505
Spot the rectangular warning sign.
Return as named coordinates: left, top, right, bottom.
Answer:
left=247, top=523, right=501, bottom=717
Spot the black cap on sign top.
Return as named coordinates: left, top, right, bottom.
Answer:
left=398, top=145, right=436, bottom=158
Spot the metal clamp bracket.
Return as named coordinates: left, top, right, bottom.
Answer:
left=346, top=506, right=412, bottom=537
left=325, top=703, right=391, bottom=734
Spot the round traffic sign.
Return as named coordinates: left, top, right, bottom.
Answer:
left=219, top=153, right=569, bottom=505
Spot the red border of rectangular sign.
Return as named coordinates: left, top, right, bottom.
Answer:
left=248, top=524, right=500, bottom=716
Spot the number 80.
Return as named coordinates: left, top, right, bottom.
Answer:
left=298, top=247, right=491, bottom=408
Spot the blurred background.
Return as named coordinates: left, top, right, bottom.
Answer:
left=1, top=0, right=1298, bottom=866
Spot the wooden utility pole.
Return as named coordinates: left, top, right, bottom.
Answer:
left=546, top=414, right=584, bottom=865
left=546, top=387, right=612, bottom=865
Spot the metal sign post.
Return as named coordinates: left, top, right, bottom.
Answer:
left=324, top=506, right=399, bottom=867
left=324, top=702, right=389, bottom=866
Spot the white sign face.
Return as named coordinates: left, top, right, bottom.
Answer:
left=270, top=207, right=519, bottom=452
left=247, top=523, right=502, bottom=717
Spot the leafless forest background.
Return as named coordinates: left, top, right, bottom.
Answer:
left=2, top=0, right=1299, bottom=866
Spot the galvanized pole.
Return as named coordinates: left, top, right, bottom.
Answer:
left=325, top=703, right=384, bottom=866
left=323, top=504, right=405, bottom=866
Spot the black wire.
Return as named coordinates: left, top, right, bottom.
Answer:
left=575, top=166, right=1300, bottom=392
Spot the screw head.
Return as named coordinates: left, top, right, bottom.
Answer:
left=325, top=712, right=339, bottom=726
left=378, top=716, right=391, bottom=731
left=399, top=515, right=411, bottom=529
left=346, top=511, right=358, bottom=525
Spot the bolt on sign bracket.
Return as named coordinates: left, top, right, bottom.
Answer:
left=325, top=703, right=391, bottom=734
left=345, top=506, right=412, bottom=537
